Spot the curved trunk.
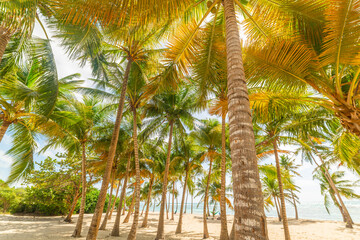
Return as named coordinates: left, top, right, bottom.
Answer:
left=0, top=27, right=11, bottom=65
left=175, top=169, right=189, bottom=234
left=127, top=107, right=141, bottom=240
left=141, top=177, right=154, bottom=227
left=141, top=202, right=146, bottom=216
left=86, top=59, right=132, bottom=240
left=166, top=192, right=169, bottom=219
left=155, top=121, right=174, bottom=240
left=65, top=189, right=81, bottom=223
left=203, top=159, right=213, bottom=239
left=72, top=142, right=87, bottom=237
left=123, top=192, right=136, bottom=223
left=223, top=0, right=268, bottom=239
left=109, top=181, right=121, bottom=220
left=153, top=199, right=156, bottom=212
left=220, top=113, right=229, bottom=240
left=99, top=178, right=114, bottom=230
left=290, top=190, right=298, bottom=220
left=171, top=181, right=175, bottom=220
left=273, top=140, right=291, bottom=240
left=111, top=155, right=131, bottom=236
left=0, top=120, right=11, bottom=143
left=331, top=192, right=346, bottom=222
left=274, top=196, right=282, bottom=222
left=311, top=148, right=353, bottom=228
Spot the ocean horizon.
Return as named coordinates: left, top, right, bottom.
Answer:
left=142, top=200, right=360, bottom=222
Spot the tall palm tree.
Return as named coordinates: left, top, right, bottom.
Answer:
left=143, top=86, right=196, bottom=240
left=43, top=96, right=109, bottom=237
left=280, top=156, right=301, bottom=220
left=314, top=170, right=360, bottom=217
left=174, top=138, right=201, bottom=234
left=190, top=119, right=221, bottom=239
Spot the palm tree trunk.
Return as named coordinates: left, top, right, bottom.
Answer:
left=191, top=194, right=193, bottom=214
left=290, top=190, right=298, bottom=220
left=99, top=178, right=114, bottom=230
left=0, top=27, right=11, bottom=65
left=86, top=59, right=132, bottom=240
left=220, top=113, right=229, bottom=240
left=72, top=142, right=87, bottom=237
left=274, top=196, right=282, bottom=222
left=124, top=192, right=136, bottom=223
left=311, top=149, right=353, bottom=228
left=331, top=192, right=346, bottom=222
left=153, top=199, right=156, bottom=212
left=273, top=140, right=291, bottom=240
left=166, top=192, right=170, bottom=219
left=141, top=202, right=146, bottom=216
left=0, top=120, right=11, bottom=143
left=230, top=220, right=235, bottom=240
left=64, top=189, right=81, bottom=223
left=141, top=177, right=154, bottom=227
left=111, top=155, right=131, bottom=236
left=127, top=107, right=141, bottom=240
left=223, top=0, right=268, bottom=239
left=155, top=121, right=174, bottom=240
left=171, top=181, right=175, bottom=220
left=109, top=181, right=121, bottom=220
left=184, top=190, right=188, bottom=214
left=203, top=159, right=213, bottom=239
left=175, top=169, right=189, bottom=234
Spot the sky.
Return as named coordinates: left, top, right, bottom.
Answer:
left=1, top=20, right=359, bottom=205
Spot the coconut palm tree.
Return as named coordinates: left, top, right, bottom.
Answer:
left=190, top=119, right=221, bottom=239
left=43, top=96, right=110, bottom=237
left=280, top=156, right=301, bottom=220
left=314, top=170, right=360, bottom=217
left=143, top=86, right=197, bottom=239
left=0, top=38, right=66, bottom=183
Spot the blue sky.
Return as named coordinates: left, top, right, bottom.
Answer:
left=1, top=21, right=359, bottom=205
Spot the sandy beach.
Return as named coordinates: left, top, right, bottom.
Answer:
left=0, top=212, right=359, bottom=240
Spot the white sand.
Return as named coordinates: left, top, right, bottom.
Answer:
left=0, top=212, right=359, bottom=240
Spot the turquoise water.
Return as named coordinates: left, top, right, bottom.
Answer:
left=143, top=200, right=360, bottom=222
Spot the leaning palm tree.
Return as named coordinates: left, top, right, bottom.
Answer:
left=314, top=170, right=360, bottom=218
left=143, top=86, right=197, bottom=240
left=190, top=119, right=221, bottom=239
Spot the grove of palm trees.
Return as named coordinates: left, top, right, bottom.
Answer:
left=1, top=0, right=360, bottom=240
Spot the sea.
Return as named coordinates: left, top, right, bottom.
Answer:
left=141, top=200, right=360, bottom=222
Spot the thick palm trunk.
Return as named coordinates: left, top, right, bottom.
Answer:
left=0, top=27, right=11, bottom=65
left=203, top=159, right=213, bottom=239
left=127, top=107, right=141, bottom=240
left=290, top=190, right=298, bottom=220
left=171, top=181, right=175, bottom=220
left=86, top=59, right=132, bottom=240
left=175, top=170, right=188, bottom=234
left=273, top=140, right=291, bottom=240
left=109, top=181, right=121, bottom=220
left=223, top=1, right=268, bottom=239
left=0, top=120, right=11, bottom=143
left=124, top=192, right=136, bottom=223
left=111, top=156, right=131, bottom=236
left=155, top=121, right=174, bottom=240
left=65, top=190, right=81, bottom=223
left=141, top=178, right=154, bottom=227
left=72, top=142, right=87, bottom=237
left=220, top=113, right=229, bottom=240
left=99, top=178, right=114, bottom=230
left=274, top=196, right=282, bottom=222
